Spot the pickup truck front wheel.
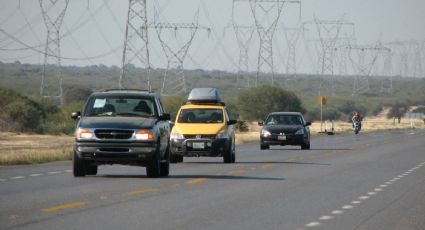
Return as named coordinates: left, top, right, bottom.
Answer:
left=73, top=150, right=86, bottom=177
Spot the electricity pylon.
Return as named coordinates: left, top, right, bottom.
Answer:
left=153, top=12, right=210, bottom=96
left=303, top=16, right=355, bottom=95
left=283, top=26, right=302, bottom=74
left=347, top=44, right=391, bottom=96
left=39, top=0, right=69, bottom=106
left=120, top=0, right=151, bottom=90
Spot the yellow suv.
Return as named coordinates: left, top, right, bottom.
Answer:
left=170, top=88, right=237, bottom=163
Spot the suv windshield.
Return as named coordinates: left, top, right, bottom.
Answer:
left=266, top=115, right=303, bottom=125
left=84, top=96, right=157, bottom=117
left=178, top=109, right=223, bottom=123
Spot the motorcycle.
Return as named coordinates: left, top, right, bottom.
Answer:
left=353, top=121, right=361, bottom=134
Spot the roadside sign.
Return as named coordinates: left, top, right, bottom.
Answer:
left=317, top=96, right=327, bottom=105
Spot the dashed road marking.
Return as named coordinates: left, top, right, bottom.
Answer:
left=367, top=192, right=376, bottom=195
left=47, top=171, right=61, bottom=175
left=0, top=178, right=6, bottom=182
left=42, top=201, right=87, bottom=213
left=10, top=176, right=25, bottom=180
left=125, top=188, right=160, bottom=196
left=185, top=178, right=207, bottom=185
left=331, top=210, right=344, bottom=215
left=351, top=200, right=361, bottom=204
left=319, top=216, right=334, bottom=220
left=359, top=196, right=369, bottom=200
left=342, top=205, right=354, bottom=209
left=305, top=222, right=321, bottom=227
left=30, top=174, right=42, bottom=177
left=374, top=188, right=383, bottom=192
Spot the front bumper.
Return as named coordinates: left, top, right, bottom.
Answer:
left=74, top=141, right=157, bottom=164
left=170, top=138, right=230, bottom=157
left=261, top=133, right=306, bottom=146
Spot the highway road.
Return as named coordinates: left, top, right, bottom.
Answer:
left=1, top=129, right=425, bottom=230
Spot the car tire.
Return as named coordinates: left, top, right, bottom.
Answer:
left=301, top=142, right=310, bottom=150
left=170, top=154, right=183, bottom=163
left=223, top=140, right=235, bottom=163
left=260, top=144, right=269, bottom=150
left=85, top=163, right=98, bottom=175
left=73, top=150, right=86, bottom=177
left=160, top=144, right=170, bottom=177
left=146, top=142, right=161, bottom=178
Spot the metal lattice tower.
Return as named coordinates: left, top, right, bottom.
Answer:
left=248, top=0, right=286, bottom=86
left=284, top=26, right=302, bottom=74
left=304, top=16, right=355, bottom=95
left=413, top=41, right=424, bottom=78
left=232, top=25, right=255, bottom=87
left=380, top=50, right=393, bottom=93
left=120, top=0, right=151, bottom=90
left=154, top=12, right=210, bottom=96
left=39, top=0, right=69, bottom=106
left=347, top=44, right=391, bottom=96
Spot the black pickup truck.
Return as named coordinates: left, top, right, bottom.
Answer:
left=71, top=90, right=171, bottom=178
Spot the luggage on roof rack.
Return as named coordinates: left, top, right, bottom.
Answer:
left=187, top=88, right=223, bottom=104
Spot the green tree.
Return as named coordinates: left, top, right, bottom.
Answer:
left=387, top=103, right=409, bottom=124
left=237, top=85, right=305, bottom=121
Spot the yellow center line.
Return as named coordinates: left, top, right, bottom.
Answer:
left=41, top=201, right=87, bottom=213
left=228, top=169, right=246, bottom=175
left=286, top=157, right=296, bottom=163
left=261, top=163, right=273, bottom=169
left=185, top=178, right=207, bottom=185
left=125, top=188, right=160, bottom=196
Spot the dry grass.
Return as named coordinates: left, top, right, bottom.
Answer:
left=1, top=113, right=423, bottom=165
left=0, top=132, right=73, bottom=165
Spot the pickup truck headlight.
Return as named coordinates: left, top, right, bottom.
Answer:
left=170, top=132, right=184, bottom=140
left=295, top=129, right=305, bottom=135
left=135, top=130, right=154, bottom=141
left=261, top=129, right=271, bottom=137
left=76, top=128, right=94, bottom=140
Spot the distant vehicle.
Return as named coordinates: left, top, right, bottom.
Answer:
left=259, top=112, right=311, bottom=150
left=353, top=120, right=361, bottom=134
left=170, top=88, right=237, bottom=163
left=71, top=89, right=171, bottom=178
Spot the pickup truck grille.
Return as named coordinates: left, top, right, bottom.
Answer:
left=95, top=130, right=134, bottom=139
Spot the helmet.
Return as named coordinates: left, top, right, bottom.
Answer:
left=354, top=112, right=359, bottom=116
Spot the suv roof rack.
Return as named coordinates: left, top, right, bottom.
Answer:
left=103, top=89, right=154, bottom=93
left=185, top=101, right=226, bottom=106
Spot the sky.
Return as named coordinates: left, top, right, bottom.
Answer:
left=0, top=0, right=424, bottom=76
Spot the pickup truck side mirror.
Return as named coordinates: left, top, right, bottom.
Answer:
left=71, top=111, right=81, bottom=120
left=159, top=113, right=171, bottom=121
left=227, top=119, right=237, bottom=125
left=258, top=121, right=264, bottom=126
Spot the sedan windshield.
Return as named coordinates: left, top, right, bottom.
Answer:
left=84, top=96, right=157, bottom=117
left=266, top=115, right=303, bottom=125
left=178, top=109, right=223, bottom=123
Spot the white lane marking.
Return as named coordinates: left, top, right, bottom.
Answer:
left=331, top=210, right=344, bottom=215
left=319, top=216, right=334, bottom=220
left=30, top=174, right=42, bottom=177
left=351, top=200, right=361, bottom=204
left=0, top=178, right=6, bottom=182
left=379, top=184, right=388, bottom=188
left=374, top=188, right=383, bottom=192
left=342, top=205, right=354, bottom=209
left=305, top=222, right=321, bottom=227
left=385, top=181, right=393, bottom=185
left=10, top=176, right=25, bottom=180
left=47, top=171, right=61, bottom=175
left=368, top=192, right=376, bottom=195
left=64, top=170, right=72, bottom=173
left=359, top=196, right=369, bottom=200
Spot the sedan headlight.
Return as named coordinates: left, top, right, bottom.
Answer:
left=170, top=132, right=184, bottom=140
left=295, top=129, right=305, bottom=135
left=76, top=128, right=94, bottom=140
left=261, top=129, right=271, bottom=137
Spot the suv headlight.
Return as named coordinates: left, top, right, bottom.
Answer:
left=295, top=129, right=305, bottom=135
left=170, top=132, right=184, bottom=140
left=216, top=131, right=229, bottom=139
left=76, top=128, right=94, bottom=140
left=261, top=129, right=271, bottom=137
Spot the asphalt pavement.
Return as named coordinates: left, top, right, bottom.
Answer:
left=1, top=129, right=425, bottom=230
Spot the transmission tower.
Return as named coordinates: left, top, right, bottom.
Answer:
left=347, top=44, right=390, bottom=96
left=283, top=26, right=302, bottom=74
left=154, top=12, right=210, bottom=96
left=39, top=0, right=69, bottom=106
left=303, top=16, right=355, bottom=95
left=120, top=0, right=151, bottom=90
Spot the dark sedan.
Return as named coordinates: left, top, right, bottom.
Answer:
left=259, top=112, right=311, bottom=150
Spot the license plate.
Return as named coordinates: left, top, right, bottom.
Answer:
left=277, top=135, right=286, bottom=140
left=192, top=142, right=205, bottom=149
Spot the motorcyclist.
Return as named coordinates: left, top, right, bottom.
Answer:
left=352, top=112, right=362, bottom=130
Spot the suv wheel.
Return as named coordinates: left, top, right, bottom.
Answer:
left=160, top=144, right=170, bottom=177
left=73, top=151, right=86, bottom=177
left=301, top=142, right=310, bottom=150
left=86, top=164, right=98, bottom=175
left=170, top=154, right=183, bottom=163
left=146, top=143, right=161, bottom=178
